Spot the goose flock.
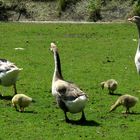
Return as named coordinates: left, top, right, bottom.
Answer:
left=1, top=15, right=140, bottom=123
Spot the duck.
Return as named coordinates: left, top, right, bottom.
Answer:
left=50, top=43, right=88, bottom=123
left=100, top=79, right=118, bottom=94
left=109, top=94, right=138, bottom=114
left=0, top=58, right=22, bottom=96
left=128, top=16, right=140, bottom=74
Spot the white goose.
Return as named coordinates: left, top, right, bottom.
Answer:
left=50, top=43, right=88, bottom=122
left=0, top=58, right=22, bottom=96
left=128, top=16, right=140, bottom=74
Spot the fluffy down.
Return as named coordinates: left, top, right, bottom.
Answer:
left=100, top=79, right=118, bottom=94
left=110, top=94, right=138, bottom=113
left=12, top=94, right=34, bottom=112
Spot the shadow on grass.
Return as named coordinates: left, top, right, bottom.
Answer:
left=0, top=95, right=13, bottom=100
left=122, top=112, right=140, bottom=118
left=109, top=92, right=122, bottom=96
left=131, top=112, right=140, bottom=115
left=125, top=112, right=140, bottom=115
left=67, top=119, right=100, bottom=126
left=20, top=111, right=38, bottom=114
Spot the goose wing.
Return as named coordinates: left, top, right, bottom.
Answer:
left=56, top=81, right=86, bottom=101
left=0, top=59, right=20, bottom=73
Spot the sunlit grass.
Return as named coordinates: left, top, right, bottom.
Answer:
left=0, top=22, right=140, bottom=140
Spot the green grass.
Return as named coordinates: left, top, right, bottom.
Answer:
left=0, top=22, right=140, bottom=140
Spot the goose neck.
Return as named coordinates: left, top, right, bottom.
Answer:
left=136, top=24, right=140, bottom=51
left=137, top=24, right=140, bottom=36
left=53, top=51, right=63, bottom=81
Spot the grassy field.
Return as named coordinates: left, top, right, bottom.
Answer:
left=0, top=22, right=140, bottom=140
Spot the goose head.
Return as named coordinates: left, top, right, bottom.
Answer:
left=128, top=16, right=140, bottom=24
left=50, top=43, right=58, bottom=52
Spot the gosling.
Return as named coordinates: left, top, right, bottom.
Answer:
left=100, top=79, right=118, bottom=94
left=109, top=94, right=138, bottom=114
left=12, top=94, right=35, bottom=112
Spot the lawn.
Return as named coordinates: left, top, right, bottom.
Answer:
left=0, top=22, right=140, bottom=140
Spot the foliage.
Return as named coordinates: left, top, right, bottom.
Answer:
left=57, top=0, right=79, bottom=16
left=132, top=0, right=140, bottom=16
left=57, top=0, right=66, bottom=16
left=1, top=0, right=140, bottom=21
left=88, top=0, right=102, bottom=21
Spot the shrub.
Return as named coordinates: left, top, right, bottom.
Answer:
left=88, top=0, right=102, bottom=22
left=57, top=0, right=66, bottom=16
left=132, top=0, right=140, bottom=16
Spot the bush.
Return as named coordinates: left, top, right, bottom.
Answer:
left=132, top=0, right=140, bottom=16
left=57, top=0, right=66, bottom=16
left=88, top=0, right=102, bottom=21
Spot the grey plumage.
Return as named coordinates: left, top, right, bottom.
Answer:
left=50, top=43, right=88, bottom=122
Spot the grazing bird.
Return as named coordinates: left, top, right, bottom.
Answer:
left=50, top=43, right=88, bottom=123
left=128, top=16, right=140, bottom=74
left=109, top=94, right=138, bottom=114
left=100, top=79, right=118, bottom=94
left=12, top=94, right=35, bottom=112
left=0, top=59, right=22, bottom=96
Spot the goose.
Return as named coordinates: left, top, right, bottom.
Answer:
left=50, top=43, right=88, bottom=122
left=109, top=94, right=138, bottom=114
left=128, top=16, right=140, bottom=74
left=0, top=58, right=22, bottom=96
left=12, top=93, right=35, bottom=112
left=100, top=79, right=118, bottom=94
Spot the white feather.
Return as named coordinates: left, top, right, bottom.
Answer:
left=135, top=48, right=140, bottom=73
left=64, top=95, right=87, bottom=113
left=0, top=59, right=22, bottom=87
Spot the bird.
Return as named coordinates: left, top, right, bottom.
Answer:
left=128, top=16, right=140, bottom=74
left=50, top=42, right=88, bottom=123
left=12, top=93, right=35, bottom=112
left=0, top=58, right=22, bottom=96
left=109, top=94, right=138, bottom=114
left=100, top=79, right=118, bottom=94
